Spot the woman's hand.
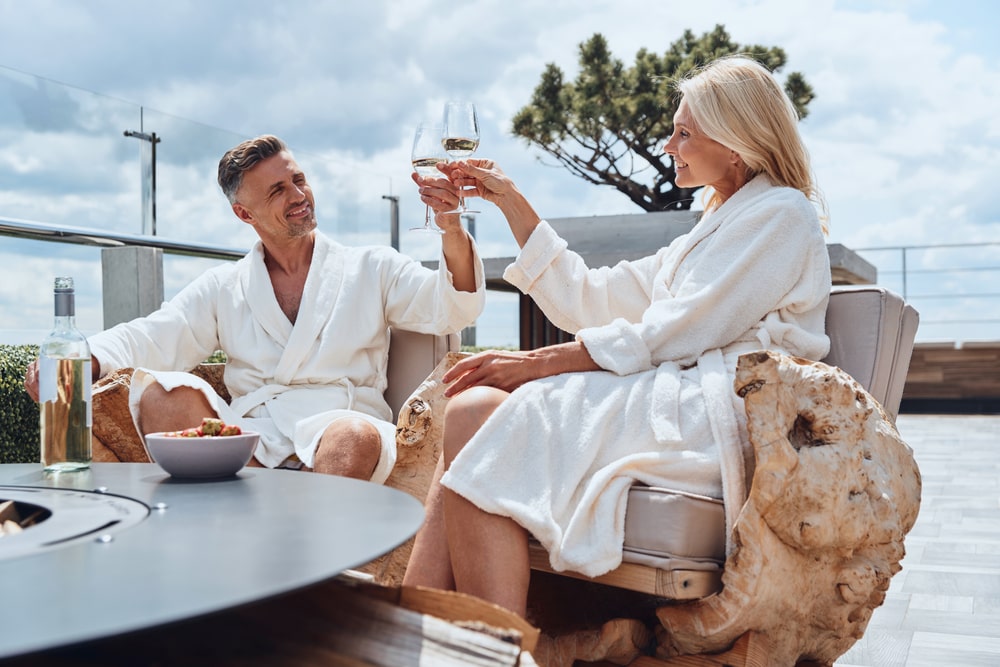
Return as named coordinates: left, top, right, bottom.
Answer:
left=443, top=159, right=516, bottom=207
left=431, top=159, right=541, bottom=248
left=442, top=342, right=600, bottom=397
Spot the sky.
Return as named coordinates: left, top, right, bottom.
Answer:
left=1, top=0, right=999, bottom=346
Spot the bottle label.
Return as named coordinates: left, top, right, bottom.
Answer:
left=38, top=356, right=57, bottom=404
left=39, top=356, right=92, bottom=468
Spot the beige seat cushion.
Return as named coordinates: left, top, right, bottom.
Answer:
left=621, top=485, right=725, bottom=571
left=619, top=287, right=918, bottom=572
left=823, top=286, right=918, bottom=419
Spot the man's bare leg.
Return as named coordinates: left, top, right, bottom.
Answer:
left=310, top=417, right=381, bottom=480
left=135, top=381, right=269, bottom=466
left=137, top=382, right=218, bottom=434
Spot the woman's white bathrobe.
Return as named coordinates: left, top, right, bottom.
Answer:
left=440, top=175, right=831, bottom=577
left=89, top=231, right=485, bottom=482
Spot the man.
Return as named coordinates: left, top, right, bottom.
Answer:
left=25, top=135, right=484, bottom=483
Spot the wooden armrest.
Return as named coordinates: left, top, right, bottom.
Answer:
left=528, top=543, right=721, bottom=600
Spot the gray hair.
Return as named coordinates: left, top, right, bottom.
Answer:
left=217, top=135, right=288, bottom=204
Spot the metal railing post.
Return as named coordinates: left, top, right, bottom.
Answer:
left=901, top=247, right=908, bottom=301
left=383, top=195, right=399, bottom=251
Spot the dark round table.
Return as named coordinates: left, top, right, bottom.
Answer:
left=0, top=463, right=424, bottom=660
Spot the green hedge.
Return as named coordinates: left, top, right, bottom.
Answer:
left=0, top=343, right=503, bottom=464
left=0, top=345, right=40, bottom=463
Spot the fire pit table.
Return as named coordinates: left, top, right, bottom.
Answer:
left=0, top=463, right=424, bottom=660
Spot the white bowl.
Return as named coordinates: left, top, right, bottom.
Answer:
left=144, top=431, right=259, bottom=478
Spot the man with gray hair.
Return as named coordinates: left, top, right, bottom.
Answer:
left=26, top=134, right=484, bottom=482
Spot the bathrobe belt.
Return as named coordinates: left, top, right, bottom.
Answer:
left=650, top=342, right=762, bottom=446
left=229, top=377, right=358, bottom=418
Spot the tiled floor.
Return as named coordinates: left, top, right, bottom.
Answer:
left=835, top=414, right=1000, bottom=667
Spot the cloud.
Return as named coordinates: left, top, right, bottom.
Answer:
left=1, top=0, right=999, bottom=344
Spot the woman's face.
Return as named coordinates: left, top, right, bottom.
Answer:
left=663, top=99, right=743, bottom=203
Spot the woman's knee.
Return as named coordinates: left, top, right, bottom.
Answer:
left=442, top=386, right=508, bottom=463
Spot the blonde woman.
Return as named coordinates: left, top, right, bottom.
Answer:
left=404, top=55, right=831, bottom=617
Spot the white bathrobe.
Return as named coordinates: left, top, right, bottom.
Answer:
left=89, top=231, right=485, bottom=481
left=441, top=175, right=831, bottom=577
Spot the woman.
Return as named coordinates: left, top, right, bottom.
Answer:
left=403, top=55, right=832, bottom=618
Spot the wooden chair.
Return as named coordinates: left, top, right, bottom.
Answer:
left=527, top=286, right=919, bottom=600
left=384, top=329, right=460, bottom=421
left=514, top=286, right=922, bottom=665
left=373, top=288, right=921, bottom=664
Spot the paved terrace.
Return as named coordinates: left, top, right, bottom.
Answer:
left=836, top=414, right=1000, bottom=667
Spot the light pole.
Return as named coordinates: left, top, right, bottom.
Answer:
left=383, top=195, right=400, bottom=250
left=123, top=126, right=160, bottom=236
left=461, top=213, right=477, bottom=347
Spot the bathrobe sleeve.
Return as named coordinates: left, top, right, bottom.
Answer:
left=506, top=183, right=830, bottom=376
left=88, top=263, right=232, bottom=376
left=376, top=242, right=485, bottom=335
left=502, top=221, right=669, bottom=330
left=580, top=188, right=829, bottom=374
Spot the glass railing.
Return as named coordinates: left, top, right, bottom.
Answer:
left=855, top=242, right=1000, bottom=343
left=0, top=65, right=418, bottom=343
left=2, top=65, right=994, bottom=348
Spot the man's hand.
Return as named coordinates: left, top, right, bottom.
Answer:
left=411, top=168, right=478, bottom=293
left=411, top=171, right=462, bottom=232
left=23, top=359, right=40, bottom=402
left=23, top=356, right=101, bottom=402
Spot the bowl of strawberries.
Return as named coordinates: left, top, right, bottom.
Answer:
left=144, top=418, right=258, bottom=479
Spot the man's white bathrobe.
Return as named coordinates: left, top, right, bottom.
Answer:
left=441, top=175, right=831, bottom=577
left=89, top=231, right=484, bottom=482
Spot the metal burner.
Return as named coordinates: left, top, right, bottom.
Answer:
left=0, top=485, right=149, bottom=561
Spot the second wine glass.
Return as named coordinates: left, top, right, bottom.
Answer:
left=442, top=101, right=480, bottom=214
left=410, top=122, right=449, bottom=233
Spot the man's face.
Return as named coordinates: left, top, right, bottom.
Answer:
left=232, top=151, right=317, bottom=240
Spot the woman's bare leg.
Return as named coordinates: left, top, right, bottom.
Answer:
left=402, top=456, right=454, bottom=590
left=442, top=387, right=530, bottom=616
left=403, top=386, right=511, bottom=594
left=444, top=489, right=530, bottom=616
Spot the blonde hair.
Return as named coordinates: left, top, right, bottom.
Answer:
left=677, top=55, right=827, bottom=227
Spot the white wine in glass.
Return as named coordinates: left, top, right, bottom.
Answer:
left=442, top=101, right=480, bottom=213
left=410, top=122, right=449, bottom=233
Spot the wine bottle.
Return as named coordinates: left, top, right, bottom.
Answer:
left=39, top=276, right=92, bottom=471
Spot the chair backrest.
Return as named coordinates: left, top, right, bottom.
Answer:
left=822, top=286, right=919, bottom=420
left=385, top=329, right=459, bottom=421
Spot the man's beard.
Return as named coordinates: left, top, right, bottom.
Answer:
left=286, top=213, right=317, bottom=238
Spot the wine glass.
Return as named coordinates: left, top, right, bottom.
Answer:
left=409, top=122, right=449, bottom=233
left=442, top=101, right=480, bottom=213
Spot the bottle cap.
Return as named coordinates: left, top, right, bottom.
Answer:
left=54, top=277, right=76, bottom=316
